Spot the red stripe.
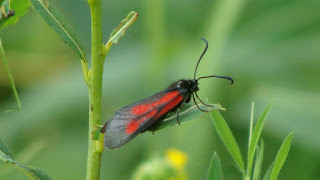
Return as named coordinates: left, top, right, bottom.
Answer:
left=155, top=95, right=184, bottom=119
left=131, top=91, right=180, bottom=115
left=125, top=110, right=158, bottom=135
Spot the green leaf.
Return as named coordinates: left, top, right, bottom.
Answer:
left=262, top=163, right=273, bottom=180
left=0, top=0, right=4, bottom=6
left=247, top=102, right=273, bottom=177
left=108, top=11, right=138, bottom=44
left=0, top=38, right=21, bottom=112
left=0, top=0, right=10, bottom=24
left=0, top=151, right=52, bottom=180
left=270, top=132, right=294, bottom=180
left=1, top=0, right=10, bottom=14
left=248, top=101, right=255, bottom=150
left=252, top=140, right=264, bottom=180
left=155, top=104, right=225, bottom=131
left=207, top=152, right=223, bottom=180
left=210, top=110, right=245, bottom=172
left=0, top=0, right=30, bottom=28
left=0, top=138, right=13, bottom=157
left=30, top=0, right=86, bottom=61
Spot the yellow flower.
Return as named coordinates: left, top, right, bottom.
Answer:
left=132, top=148, right=188, bottom=180
left=166, top=148, right=188, bottom=169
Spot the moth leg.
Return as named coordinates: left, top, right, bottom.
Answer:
left=176, top=107, right=181, bottom=125
left=192, top=94, right=209, bottom=112
left=194, top=92, right=213, bottom=107
left=176, top=94, right=190, bottom=125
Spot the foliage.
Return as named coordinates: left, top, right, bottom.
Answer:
left=208, top=103, right=294, bottom=180
left=0, top=138, right=52, bottom=180
left=0, top=0, right=317, bottom=179
left=0, top=0, right=30, bottom=28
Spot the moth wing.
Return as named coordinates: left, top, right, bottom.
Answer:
left=102, top=90, right=184, bottom=149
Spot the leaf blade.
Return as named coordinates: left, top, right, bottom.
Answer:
left=155, top=104, right=225, bottom=131
left=0, top=138, right=13, bottom=157
left=262, top=163, right=273, bottom=180
left=108, top=11, right=138, bottom=44
left=0, top=151, right=52, bottom=180
left=30, top=0, right=86, bottom=61
left=252, top=140, right=264, bottom=180
left=0, top=0, right=5, bottom=7
left=207, top=152, right=223, bottom=180
left=270, top=132, right=294, bottom=180
left=247, top=102, right=273, bottom=177
left=0, top=38, right=21, bottom=111
left=210, top=110, right=245, bottom=172
left=0, top=0, right=30, bottom=28
left=248, top=101, right=255, bottom=150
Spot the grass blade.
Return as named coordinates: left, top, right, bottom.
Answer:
left=0, top=38, right=21, bottom=112
left=30, top=0, right=86, bottom=61
left=0, top=138, right=13, bottom=157
left=0, top=151, right=52, bottom=180
left=262, top=163, right=273, bottom=180
left=156, top=104, right=225, bottom=131
left=108, top=11, right=138, bottom=45
left=248, top=101, right=255, bottom=150
left=270, top=132, right=294, bottom=180
left=252, top=140, right=264, bottom=180
left=247, top=102, right=273, bottom=178
left=210, top=110, right=245, bottom=172
left=207, top=152, right=223, bottom=180
left=0, top=0, right=5, bottom=7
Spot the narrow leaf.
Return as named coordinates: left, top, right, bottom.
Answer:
left=207, top=152, right=223, bottom=180
left=247, top=102, right=273, bottom=177
left=262, top=163, right=273, bottom=180
left=1, top=0, right=10, bottom=15
left=248, top=101, right=255, bottom=149
left=108, top=11, right=138, bottom=44
left=0, top=38, right=21, bottom=111
left=252, top=140, right=264, bottom=180
left=0, top=151, right=52, bottom=180
left=0, top=0, right=5, bottom=7
left=270, top=132, right=294, bottom=180
left=0, top=0, right=30, bottom=28
left=23, top=166, right=52, bottom=180
left=156, top=104, right=225, bottom=131
left=30, top=0, right=86, bottom=61
left=0, top=138, right=13, bottom=157
left=210, top=110, right=245, bottom=172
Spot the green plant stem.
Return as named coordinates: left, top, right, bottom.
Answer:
left=86, top=0, right=106, bottom=179
left=0, top=38, right=21, bottom=111
left=81, top=59, right=91, bottom=87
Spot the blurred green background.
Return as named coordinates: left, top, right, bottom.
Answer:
left=0, top=0, right=320, bottom=179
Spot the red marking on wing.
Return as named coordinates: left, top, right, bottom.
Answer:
left=131, top=91, right=180, bottom=115
left=125, top=109, right=158, bottom=135
left=155, top=95, right=184, bottom=119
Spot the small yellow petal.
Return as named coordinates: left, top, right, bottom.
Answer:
left=166, top=148, right=188, bottom=169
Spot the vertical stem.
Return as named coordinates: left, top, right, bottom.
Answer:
left=87, top=0, right=105, bottom=179
left=0, top=38, right=21, bottom=111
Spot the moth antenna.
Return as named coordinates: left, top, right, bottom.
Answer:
left=194, top=38, right=209, bottom=79
left=197, top=75, right=234, bottom=85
